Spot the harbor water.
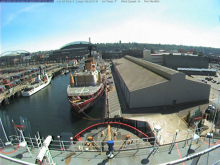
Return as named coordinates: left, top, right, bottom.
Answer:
left=0, top=71, right=105, bottom=140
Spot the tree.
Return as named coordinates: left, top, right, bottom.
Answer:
left=188, top=116, right=193, bottom=127
left=214, top=110, right=219, bottom=125
left=198, top=120, right=202, bottom=129
left=151, top=49, right=155, bottom=54
left=195, top=106, right=202, bottom=118
left=209, top=111, right=213, bottom=122
left=207, top=114, right=210, bottom=121
left=198, top=52, right=204, bottom=56
left=193, top=51, right=197, bottom=55
left=186, top=111, right=191, bottom=123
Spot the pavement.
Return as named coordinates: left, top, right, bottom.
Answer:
left=107, top=62, right=213, bottom=144
left=106, top=65, right=122, bottom=118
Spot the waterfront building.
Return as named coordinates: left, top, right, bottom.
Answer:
left=112, top=56, right=210, bottom=109
left=143, top=49, right=209, bottom=74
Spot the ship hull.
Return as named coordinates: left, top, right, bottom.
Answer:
left=68, top=84, right=105, bottom=113
left=21, top=76, right=52, bottom=97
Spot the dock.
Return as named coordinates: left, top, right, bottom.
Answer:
left=0, top=66, right=63, bottom=106
left=105, top=64, right=122, bottom=118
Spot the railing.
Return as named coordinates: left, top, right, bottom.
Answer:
left=2, top=135, right=154, bottom=153
left=0, top=133, right=220, bottom=165
left=0, top=126, right=211, bottom=151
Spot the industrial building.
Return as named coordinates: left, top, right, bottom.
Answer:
left=143, top=50, right=163, bottom=65
left=112, top=56, right=210, bottom=109
left=102, top=49, right=143, bottom=60
left=102, top=51, right=123, bottom=59
left=177, top=68, right=216, bottom=76
left=143, top=50, right=209, bottom=70
left=163, top=55, right=209, bottom=70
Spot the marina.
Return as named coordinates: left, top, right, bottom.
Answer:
left=0, top=66, right=63, bottom=106
left=1, top=1, right=220, bottom=164
left=0, top=70, right=106, bottom=138
left=0, top=60, right=220, bottom=164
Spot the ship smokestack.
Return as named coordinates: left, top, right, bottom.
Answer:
left=98, top=72, right=102, bottom=84
left=85, top=60, right=92, bottom=71
left=88, top=43, right=95, bottom=64
left=70, top=74, right=75, bottom=87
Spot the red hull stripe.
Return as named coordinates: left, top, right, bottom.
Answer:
left=73, top=122, right=149, bottom=140
left=69, top=84, right=105, bottom=113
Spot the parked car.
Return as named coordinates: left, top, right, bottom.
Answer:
left=0, top=85, right=6, bottom=94
left=5, top=83, right=13, bottom=89
left=14, top=74, right=22, bottom=78
left=14, top=79, right=21, bottom=85
left=212, top=80, right=216, bottom=83
left=3, top=78, right=10, bottom=84
left=206, top=77, right=213, bottom=81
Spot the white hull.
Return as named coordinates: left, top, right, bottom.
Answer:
left=22, top=76, right=52, bottom=97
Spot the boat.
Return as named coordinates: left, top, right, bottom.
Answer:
left=21, top=70, right=52, bottom=97
left=61, top=70, right=65, bottom=75
left=67, top=45, right=105, bottom=113
left=65, top=69, right=70, bottom=74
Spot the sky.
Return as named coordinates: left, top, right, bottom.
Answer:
left=0, top=0, right=220, bottom=54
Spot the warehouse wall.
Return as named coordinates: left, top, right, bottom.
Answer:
left=130, top=76, right=210, bottom=108
left=113, top=63, right=130, bottom=107
left=163, top=55, right=209, bottom=70
left=112, top=57, right=210, bottom=109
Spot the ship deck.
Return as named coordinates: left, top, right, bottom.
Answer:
left=67, top=84, right=102, bottom=96
left=0, top=119, right=220, bottom=165
left=0, top=135, right=220, bottom=165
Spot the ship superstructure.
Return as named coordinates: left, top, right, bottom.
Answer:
left=67, top=44, right=105, bottom=113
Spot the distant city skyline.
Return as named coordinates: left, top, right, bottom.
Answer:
left=1, top=0, right=220, bottom=54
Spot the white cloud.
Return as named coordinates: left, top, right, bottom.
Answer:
left=2, top=4, right=45, bottom=27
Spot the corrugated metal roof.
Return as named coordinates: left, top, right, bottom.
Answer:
left=112, top=58, right=168, bottom=92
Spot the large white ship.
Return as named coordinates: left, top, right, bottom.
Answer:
left=21, top=70, right=52, bottom=97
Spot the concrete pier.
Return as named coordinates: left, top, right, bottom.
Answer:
left=105, top=63, right=121, bottom=118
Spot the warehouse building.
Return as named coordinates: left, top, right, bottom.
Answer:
left=143, top=50, right=209, bottom=70
left=177, top=68, right=216, bottom=76
left=112, top=56, right=210, bottom=109
left=163, top=55, right=209, bottom=70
